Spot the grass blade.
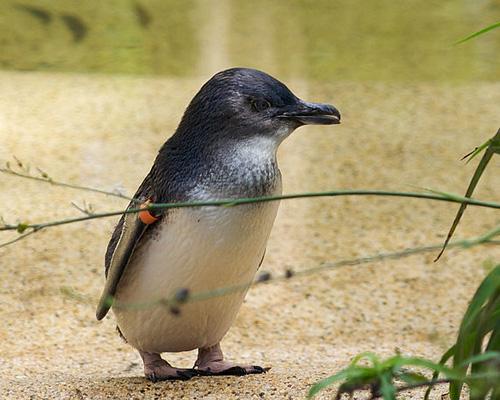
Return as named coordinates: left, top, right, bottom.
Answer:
left=461, top=138, right=493, bottom=163
left=435, top=129, right=500, bottom=260
left=455, top=21, right=500, bottom=45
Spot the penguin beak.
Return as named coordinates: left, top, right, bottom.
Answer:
left=278, top=100, right=341, bottom=125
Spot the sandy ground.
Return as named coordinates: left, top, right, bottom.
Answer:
left=0, top=71, right=499, bottom=399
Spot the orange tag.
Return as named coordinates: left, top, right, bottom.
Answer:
left=138, top=200, right=159, bottom=225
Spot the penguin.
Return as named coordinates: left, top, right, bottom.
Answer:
left=96, top=68, right=341, bottom=381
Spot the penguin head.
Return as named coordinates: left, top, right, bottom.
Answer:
left=175, top=68, right=340, bottom=144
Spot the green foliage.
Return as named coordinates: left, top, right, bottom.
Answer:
left=308, top=266, right=500, bottom=399
left=425, top=265, right=500, bottom=400
left=308, top=351, right=500, bottom=399
left=309, top=159, right=500, bottom=399
left=313, top=122, right=499, bottom=398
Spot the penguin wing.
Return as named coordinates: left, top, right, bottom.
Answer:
left=95, top=207, right=151, bottom=320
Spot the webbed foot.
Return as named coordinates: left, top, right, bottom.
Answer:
left=195, top=343, right=269, bottom=376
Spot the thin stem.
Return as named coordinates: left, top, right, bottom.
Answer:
left=0, top=230, right=39, bottom=248
left=368, top=379, right=450, bottom=400
left=460, top=224, right=500, bottom=247
left=0, top=167, right=132, bottom=201
left=1, top=190, right=499, bottom=235
left=111, top=228, right=498, bottom=311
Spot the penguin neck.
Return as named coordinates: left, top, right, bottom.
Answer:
left=154, top=134, right=283, bottom=200
left=216, top=135, right=279, bottom=168
left=200, top=135, right=282, bottom=199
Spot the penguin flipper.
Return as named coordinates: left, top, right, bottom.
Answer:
left=96, top=207, right=150, bottom=320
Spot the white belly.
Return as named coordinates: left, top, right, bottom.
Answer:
left=112, top=201, right=279, bottom=353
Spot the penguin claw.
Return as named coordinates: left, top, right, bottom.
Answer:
left=176, top=369, right=199, bottom=380
left=147, top=372, right=157, bottom=383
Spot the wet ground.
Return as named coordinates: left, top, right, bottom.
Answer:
left=0, top=71, right=499, bottom=398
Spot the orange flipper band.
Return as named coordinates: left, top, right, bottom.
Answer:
left=138, top=200, right=159, bottom=225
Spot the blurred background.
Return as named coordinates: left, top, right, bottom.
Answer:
left=0, top=0, right=499, bottom=80
left=0, top=1, right=499, bottom=398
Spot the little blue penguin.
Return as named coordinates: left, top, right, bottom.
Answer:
left=96, top=67, right=341, bottom=381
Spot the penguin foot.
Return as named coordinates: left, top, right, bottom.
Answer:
left=145, top=363, right=198, bottom=382
left=140, top=350, right=198, bottom=382
left=195, top=343, right=269, bottom=376
left=197, top=361, right=269, bottom=376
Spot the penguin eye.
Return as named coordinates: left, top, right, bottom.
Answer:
left=251, top=99, right=271, bottom=112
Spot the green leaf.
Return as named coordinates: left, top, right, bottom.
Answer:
left=450, top=266, right=500, bottom=399
left=455, top=21, right=500, bottom=45
left=308, top=367, right=364, bottom=398
left=461, top=351, right=500, bottom=367
left=379, top=372, right=396, bottom=400
left=457, top=266, right=499, bottom=340
left=486, top=322, right=500, bottom=352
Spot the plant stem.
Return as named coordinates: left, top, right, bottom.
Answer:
left=110, top=229, right=499, bottom=311
left=0, top=167, right=132, bottom=201
left=1, top=190, right=499, bottom=235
